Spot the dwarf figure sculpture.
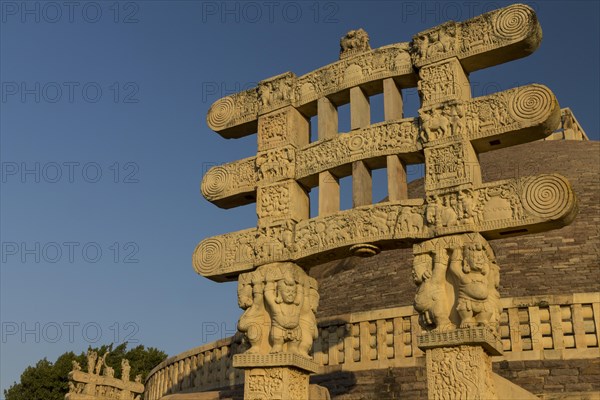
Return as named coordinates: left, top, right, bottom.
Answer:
left=237, top=262, right=318, bottom=357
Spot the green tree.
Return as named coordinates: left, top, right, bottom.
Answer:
left=4, top=343, right=166, bottom=400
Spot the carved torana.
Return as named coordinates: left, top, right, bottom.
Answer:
left=65, top=350, right=143, bottom=400
left=196, top=4, right=577, bottom=399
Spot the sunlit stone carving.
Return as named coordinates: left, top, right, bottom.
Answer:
left=66, top=350, right=143, bottom=400
left=201, top=84, right=561, bottom=208
left=235, top=262, right=318, bottom=357
left=413, top=233, right=502, bottom=331
left=197, top=3, right=576, bottom=399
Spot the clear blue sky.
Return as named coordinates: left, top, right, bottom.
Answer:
left=1, top=0, right=598, bottom=394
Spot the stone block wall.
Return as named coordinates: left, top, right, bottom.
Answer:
left=308, top=358, right=600, bottom=400
left=312, top=367, right=427, bottom=400
left=494, top=359, right=600, bottom=399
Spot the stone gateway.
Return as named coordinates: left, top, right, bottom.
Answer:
left=187, top=4, right=582, bottom=400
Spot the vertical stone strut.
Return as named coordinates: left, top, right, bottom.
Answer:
left=197, top=4, right=576, bottom=399
left=247, top=72, right=316, bottom=398
left=317, top=97, right=340, bottom=217
left=383, top=78, right=408, bottom=202
left=350, top=86, right=372, bottom=208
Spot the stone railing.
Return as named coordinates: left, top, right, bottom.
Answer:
left=143, top=337, right=245, bottom=400
left=144, top=292, right=599, bottom=399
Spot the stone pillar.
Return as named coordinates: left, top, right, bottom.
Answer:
left=412, top=233, right=503, bottom=400
left=318, top=97, right=340, bottom=216
left=411, top=53, right=497, bottom=400
left=256, top=106, right=310, bottom=261
left=418, top=329, right=502, bottom=400
left=234, top=262, right=320, bottom=400
left=234, top=354, right=320, bottom=400
left=423, top=139, right=481, bottom=195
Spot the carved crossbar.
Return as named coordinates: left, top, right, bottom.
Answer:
left=206, top=4, right=541, bottom=138
left=196, top=3, right=575, bottom=284
left=196, top=173, right=576, bottom=279
left=203, top=84, right=560, bottom=207
left=68, top=370, right=144, bottom=392
left=206, top=44, right=415, bottom=138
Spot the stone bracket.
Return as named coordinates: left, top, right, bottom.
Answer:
left=233, top=353, right=321, bottom=374
left=418, top=327, right=503, bottom=356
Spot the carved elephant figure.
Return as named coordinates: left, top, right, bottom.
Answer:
left=412, top=253, right=452, bottom=330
